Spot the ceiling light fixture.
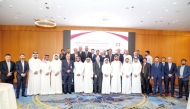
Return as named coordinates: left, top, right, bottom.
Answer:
left=57, top=6, right=61, bottom=8
left=173, top=2, right=177, bottom=4
left=165, top=9, right=168, bottom=11
left=14, top=17, right=18, bottom=18
left=39, top=7, right=43, bottom=9
left=147, top=12, right=151, bottom=14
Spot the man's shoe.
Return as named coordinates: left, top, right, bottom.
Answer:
left=68, top=92, right=72, bottom=94
left=177, top=96, right=182, bottom=99
left=186, top=97, right=188, bottom=101
left=16, top=95, right=19, bottom=99
left=64, top=92, right=67, bottom=94
left=171, top=94, right=175, bottom=98
left=22, top=94, right=27, bottom=97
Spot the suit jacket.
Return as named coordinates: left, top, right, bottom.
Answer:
left=77, top=51, right=84, bottom=62
left=115, top=53, right=124, bottom=63
left=141, top=63, right=151, bottom=78
left=70, top=53, right=80, bottom=62
left=105, top=54, right=114, bottom=63
left=176, top=65, right=190, bottom=80
left=16, top=60, right=29, bottom=77
left=164, top=62, right=177, bottom=77
left=59, top=53, right=66, bottom=60
left=81, top=51, right=92, bottom=61
left=92, top=55, right=103, bottom=63
left=137, top=54, right=143, bottom=63
left=93, top=62, right=103, bottom=77
left=0, top=61, right=16, bottom=81
left=62, top=59, right=74, bottom=76
left=151, top=62, right=164, bottom=78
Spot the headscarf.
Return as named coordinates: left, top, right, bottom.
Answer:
left=103, top=58, right=110, bottom=65
left=52, top=54, right=60, bottom=61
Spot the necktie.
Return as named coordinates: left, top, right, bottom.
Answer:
left=22, top=61, right=24, bottom=72
left=86, top=52, right=88, bottom=56
left=98, top=62, right=100, bottom=68
left=142, top=63, right=145, bottom=73
left=156, top=63, right=159, bottom=67
left=7, top=62, right=10, bottom=72
left=169, top=63, right=171, bottom=71
left=67, top=60, right=70, bottom=66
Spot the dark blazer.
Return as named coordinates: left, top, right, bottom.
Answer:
left=81, top=51, right=92, bottom=61
left=62, top=59, right=74, bottom=76
left=92, top=55, right=103, bottom=63
left=176, top=65, right=190, bottom=80
left=105, top=54, right=114, bottom=63
left=164, top=62, right=177, bottom=76
left=16, top=60, right=29, bottom=77
left=115, top=53, right=124, bottom=63
left=141, top=63, right=151, bottom=78
left=138, top=54, right=143, bottom=63
left=78, top=51, right=84, bottom=62
left=59, top=53, right=66, bottom=60
left=93, top=62, right=103, bottom=77
left=151, top=62, right=164, bottom=78
left=0, top=61, right=16, bottom=81
left=70, top=53, right=80, bottom=62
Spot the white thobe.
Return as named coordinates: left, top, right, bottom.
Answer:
left=111, top=61, right=122, bottom=93
left=40, top=61, right=51, bottom=95
left=50, top=60, right=62, bottom=94
left=27, top=58, right=41, bottom=95
left=122, top=63, right=132, bottom=94
left=132, top=62, right=142, bottom=93
left=102, top=64, right=111, bottom=94
left=146, top=55, right=153, bottom=65
left=83, top=63, right=93, bottom=93
left=73, top=61, right=84, bottom=93
left=123, top=54, right=132, bottom=64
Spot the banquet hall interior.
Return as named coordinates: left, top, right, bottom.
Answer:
left=0, top=0, right=190, bottom=109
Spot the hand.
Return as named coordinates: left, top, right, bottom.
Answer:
left=77, top=74, right=80, bottom=76
left=55, top=72, right=59, bottom=76
left=40, top=70, right=42, bottom=72
left=134, top=74, right=137, bottom=77
left=111, top=76, right=113, bottom=78
left=46, top=73, right=49, bottom=75
left=148, top=77, right=150, bottom=79
left=7, top=72, right=12, bottom=76
left=34, top=71, right=38, bottom=74
left=151, top=77, right=154, bottom=79
left=168, top=74, right=172, bottom=77
left=67, top=70, right=70, bottom=73
left=21, top=73, right=26, bottom=77
left=126, top=75, right=129, bottom=78
left=179, top=76, right=183, bottom=78
left=162, top=76, right=164, bottom=79
left=95, top=75, right=97, bottom=78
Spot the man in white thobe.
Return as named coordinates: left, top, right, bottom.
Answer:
left=122, top=58, right=132, bottom=94
left=111, top=54, right=122, bottom=93
left=132, top=58, right=142, bottom=93
left=123, top=50, right=132, bottom=64
left=101, top=58, right=111, bottom=94
left=50, top=54, right=62, bottom=94
left=40, top=55, right=51, bottom=95
left=83, top=57, right=93, bottom=93
left=73, top=56, right=84, bottom=93
left=27, top=52, right=41, bottom=95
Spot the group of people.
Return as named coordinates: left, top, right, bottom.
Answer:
left=0, top=46, right=189, bottom=101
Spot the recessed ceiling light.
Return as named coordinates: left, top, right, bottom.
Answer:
left=9, top=5, right=12, bottom=8
left=57, top=15, right=62, bottom=17
left=14, top=17, right=17, bottom=18
left=147, top=12, right=151, bottom=14
left=57, top=6, right=61, bottom=8
left=163, top=7, right=165, bottom=9
left=141, top=17, right=144, bottom=18
left=173, top=2, right=177, bottom=4
left=160, top=17, right=163, bottom=18
left=45, top=3, right=48, bottom=4
left=165, top=9, right=168, bottom=11
left=26, top=12, right=29, bottom=13
left=39, top=7, right=43, bottom=9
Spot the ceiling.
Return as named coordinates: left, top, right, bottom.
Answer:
left=0, top=0, right=190, bottom=31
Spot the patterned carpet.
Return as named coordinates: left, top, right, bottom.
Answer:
left=16, top=93, right=187, bottom=109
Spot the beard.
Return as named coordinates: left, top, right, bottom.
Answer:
left=34, top=57, right=37, bottom=59
left=182, top=63, right=186, bottom=65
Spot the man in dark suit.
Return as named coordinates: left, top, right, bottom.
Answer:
left=71, top=48, right=79, bottom=62
left=78, top=46, right=84, bottom=62
left=82, top=46, right=92, bottom=61
left=176, top=59, right=190, bottom=100
left=164, top=57, right=177, bottom=97
left=136, top=50, right=143, bottom=63
left=1, top=54, right=15, bottom=84
left=115, top=49, right=123, bottom=63
left=93, top=57, right=103, bottom=93
left=105, top=49, right=114, bottom=63
left=141, top=57, right=151, bottom=95
left=92, top=50, right=103, bottom=63
left=59, top=49, right=65, bottom=60
left=15, top=54, right=29, bottom=99
left=151, top=56, right=164, bottom=97
left=62, top=53, right=74, bottom=94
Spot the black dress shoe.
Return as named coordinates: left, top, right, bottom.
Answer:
left=68, top=92, right=72, bottom=94
left=64, top=92, right=67, bottom=94
left=22, top=94, right=27, bottom=97
left=16, top=96, right=19, bottom=99
left=177, top=96, right=182, bottom=98
left=186, top=97, right=188, bottom=101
